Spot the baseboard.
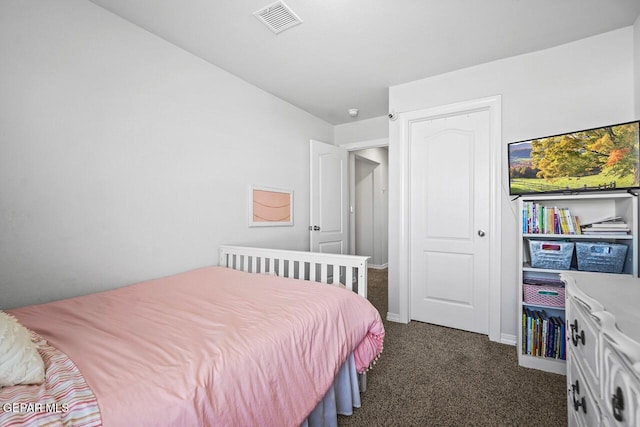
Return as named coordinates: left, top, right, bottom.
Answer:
left=369, top=263, right=388, bottom=270
left=386, top=312, right=402, bottom=323
left=500, top=333, right=517, bottom=346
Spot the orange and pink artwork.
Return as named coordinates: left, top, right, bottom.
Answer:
left=250, top=186, right=293, bottom=226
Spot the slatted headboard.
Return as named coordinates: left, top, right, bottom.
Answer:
left=218, top=245, right=369, bottom=298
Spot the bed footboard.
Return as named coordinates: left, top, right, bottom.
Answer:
left=218, top=245, right=369, bottom=298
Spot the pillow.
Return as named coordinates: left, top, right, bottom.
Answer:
left=0, top=311, right=45, bottom=387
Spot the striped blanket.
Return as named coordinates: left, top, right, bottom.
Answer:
left=0, top=332, right=101, bottom=427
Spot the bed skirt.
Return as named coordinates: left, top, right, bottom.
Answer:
left=301, top=354, right=361, bottom=427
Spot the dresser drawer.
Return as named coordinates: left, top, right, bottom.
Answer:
left=567, top=355, right=602, bottom=427
left=562, top=272, right=640, bottom=427
left=601, top=336, right=640, bottom=426
left=566, top=296, right=601, bottom=389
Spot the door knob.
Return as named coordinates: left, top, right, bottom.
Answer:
left=309, top=225, right=321, bottom=231
left=612, top=386, right=624, bottom=421
left=477, top=230, right=486, bottom=237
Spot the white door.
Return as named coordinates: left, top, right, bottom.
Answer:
left=310, top=140, right=348, bottom=254
left=409, top=110, right=491, bottom=334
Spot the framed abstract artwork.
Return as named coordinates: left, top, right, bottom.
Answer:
left=249, top=185, right=294, bottom=227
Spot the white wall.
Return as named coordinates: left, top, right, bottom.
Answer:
left=334, top=116, right=388, bottom=145
left=388, top=28, right=636, bottom=338
left=0, top=0, right=333, bottom=309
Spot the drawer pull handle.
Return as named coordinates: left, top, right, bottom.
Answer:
left=612, top=386, right=624, bottom=422
left=571, top=380, right=587, bottom=414
left=574, top=396, right=586, bottom=414
left=570, top=319, right=585, bottom=347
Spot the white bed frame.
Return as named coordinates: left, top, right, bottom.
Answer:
left=219, top=245, right=369, bottom=298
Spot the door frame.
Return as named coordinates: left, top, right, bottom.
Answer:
left=395, top=95, right=502, bottom=342
left=340, top=139, right=389, bottom=257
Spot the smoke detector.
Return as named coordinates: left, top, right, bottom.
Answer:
left=348, top=109, right=359, bottom=118
left=254, top=1, right=303, bottom=34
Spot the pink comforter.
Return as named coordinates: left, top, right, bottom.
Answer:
left=9, top=266, right=384, bottom=427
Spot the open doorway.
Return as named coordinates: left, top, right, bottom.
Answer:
left=349, top=147, right=388, bottom=269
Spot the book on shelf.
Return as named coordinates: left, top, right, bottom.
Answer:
left=521, top=308, right=565, bottom=360
left=590, top=222, right=628, bottom=228
left=524, top=307, right=531, bottom=355
left=581, top=218, right=630, bottom=234
left=540, top=311, right=549, bottom=357
left=563, top=208, right=576, bottom=234
left=532, top=310, right=540, bottom=356
left=582, top=229, right=630, bottom=235
left=580, top=215, right=623, bottom=226
left=522, top=202, right=581, bottom=235
left=546, top=316, right=556, bottom=358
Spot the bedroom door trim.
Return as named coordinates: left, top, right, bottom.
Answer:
left=395, top=95, right=502, bottom=342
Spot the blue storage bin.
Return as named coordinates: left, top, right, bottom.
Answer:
left=529, top=240, right=574, bottom=270
left=576, top=242, right=627, bottom=274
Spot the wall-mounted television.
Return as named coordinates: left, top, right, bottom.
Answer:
left=508, top=120, right=640, bottom=196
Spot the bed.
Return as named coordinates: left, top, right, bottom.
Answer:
left=0, top=245, right=385, bottom=427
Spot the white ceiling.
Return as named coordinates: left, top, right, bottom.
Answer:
left=88, top=0, right=640, bottom=125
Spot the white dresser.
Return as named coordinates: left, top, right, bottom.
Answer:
left=561, top=272, right=640, bottom=426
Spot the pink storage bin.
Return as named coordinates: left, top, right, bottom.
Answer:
left=523, top=284, right=565, bottom=307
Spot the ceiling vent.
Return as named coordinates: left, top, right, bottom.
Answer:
left=254, top=1, right=302, bottom=34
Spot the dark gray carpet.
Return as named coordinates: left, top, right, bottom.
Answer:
left=338, top=268, right=567, bottom=426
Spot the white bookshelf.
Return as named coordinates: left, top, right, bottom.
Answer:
left=516, top=192, right=638, bottom=375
